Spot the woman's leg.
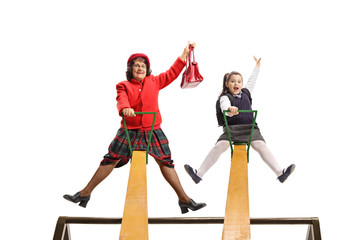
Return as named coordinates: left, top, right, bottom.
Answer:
left=156, top=160, right=190, bottom=203
left=250, top=140, right=283, bottom=177
left=80, top=160, right=120, bottom=197
left=196, top=140, right=230, bottom=178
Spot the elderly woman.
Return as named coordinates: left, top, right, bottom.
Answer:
left=63, top=42, right=206, bottom=214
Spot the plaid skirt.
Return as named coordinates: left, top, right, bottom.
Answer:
left=101, top=128, right=174, bottom=168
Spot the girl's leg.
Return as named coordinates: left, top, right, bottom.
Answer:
left=80, top=160, right=120, bottom=197
left=196, top=140, right=230, bottom=178
left=156, top=160, right=190, bottom=203
left=250, top=140, right=283, bottom=177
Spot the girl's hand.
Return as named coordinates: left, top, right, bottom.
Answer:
left=122, top=108, right=136, bottom=117
left=253, top=56, right=261, bottom=68
left=180, top=41, right=196, bottom=61
left=228, top=106, right=239, bottom=116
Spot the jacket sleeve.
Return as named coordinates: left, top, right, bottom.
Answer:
left=116, top=82, right=131, bottom=116
left=154, top=57, right=186, bottom=89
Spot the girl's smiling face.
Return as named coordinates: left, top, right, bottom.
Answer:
left=225, top=74, right=243, bottom=95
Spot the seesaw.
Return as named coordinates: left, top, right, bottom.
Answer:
left=119, top=112, right=155, bottom=240
left=220, top=110, right=255, bottom=239
left=53, top=111, right=322, bottom=240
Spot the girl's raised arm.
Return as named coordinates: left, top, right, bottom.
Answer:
left=253, top=56, right=261, bottom=68
left=245, top=56, right=261, bottom=93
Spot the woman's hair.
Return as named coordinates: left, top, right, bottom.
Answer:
left=218, top=71, right=243, bottom=99
left=126, top=57, right=152, bottom=81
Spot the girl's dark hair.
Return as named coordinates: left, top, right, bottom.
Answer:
left=126, top=57, right=152, bottom=81
left=218, top=71, right=243, bottom=99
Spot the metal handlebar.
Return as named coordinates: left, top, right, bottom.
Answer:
left=121, top=112, right=157, bottom=164
left=222, top=110, right=258, bottom=163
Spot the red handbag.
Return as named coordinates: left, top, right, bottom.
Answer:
left=180, top=46, right=203, bottom=89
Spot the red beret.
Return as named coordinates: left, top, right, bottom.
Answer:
left=127, top=53, right=150, bottom=68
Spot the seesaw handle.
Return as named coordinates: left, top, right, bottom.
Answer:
left=121, top=112, right=157, bottom=164
left=222, top=110, right=258, bottom=163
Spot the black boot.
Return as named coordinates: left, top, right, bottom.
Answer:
left=63, top=192, right=91, bottom=208
left=178, top=199, right=206, bottom=214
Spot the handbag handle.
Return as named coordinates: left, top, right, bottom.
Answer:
left=186, top=46, right=195, bottom=65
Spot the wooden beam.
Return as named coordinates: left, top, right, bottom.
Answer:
left=119, top=151, right=148, bottom=240
left=54, top=216, right=322, bottom=240
left=222, top=144, right=251, bottom=240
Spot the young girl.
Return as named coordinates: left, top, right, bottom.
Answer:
left=63, top=42, right=206, bottom=214
left=184, top=56, right=295, bottom=184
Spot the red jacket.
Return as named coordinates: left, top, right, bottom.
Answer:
left=116, top=57, right=186, bottom=129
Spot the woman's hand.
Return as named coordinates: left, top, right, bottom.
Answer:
left=180, top=41, right=196, bottom=61
left=122, top=108, right=136, bottom=117
left=253, top=56, right=261, bottom=68
left=228, top=106, right=239, bottom=116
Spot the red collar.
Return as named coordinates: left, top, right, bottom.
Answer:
left=130, top=78, right=146, bottom=84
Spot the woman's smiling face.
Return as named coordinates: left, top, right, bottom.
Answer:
left=132, top=58, right=147, bottom=81
left=225, top=74, right=243, bottom=95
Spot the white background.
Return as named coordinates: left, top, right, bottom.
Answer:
left=1, top=0, right=359, bottom=239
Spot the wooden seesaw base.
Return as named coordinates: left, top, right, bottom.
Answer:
left=119, top=151, right=148, bottom=240
left=222, top=144, right=251, bottom=240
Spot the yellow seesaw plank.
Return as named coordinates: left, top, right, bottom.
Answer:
left=222, top=144, right=251, bottom=240
left=119, top=151, right=148, bottom=240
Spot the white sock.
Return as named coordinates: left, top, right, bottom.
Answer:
left=251, top=140, right=283, bottom=177
left=197, top=141, right=230, bottom=178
